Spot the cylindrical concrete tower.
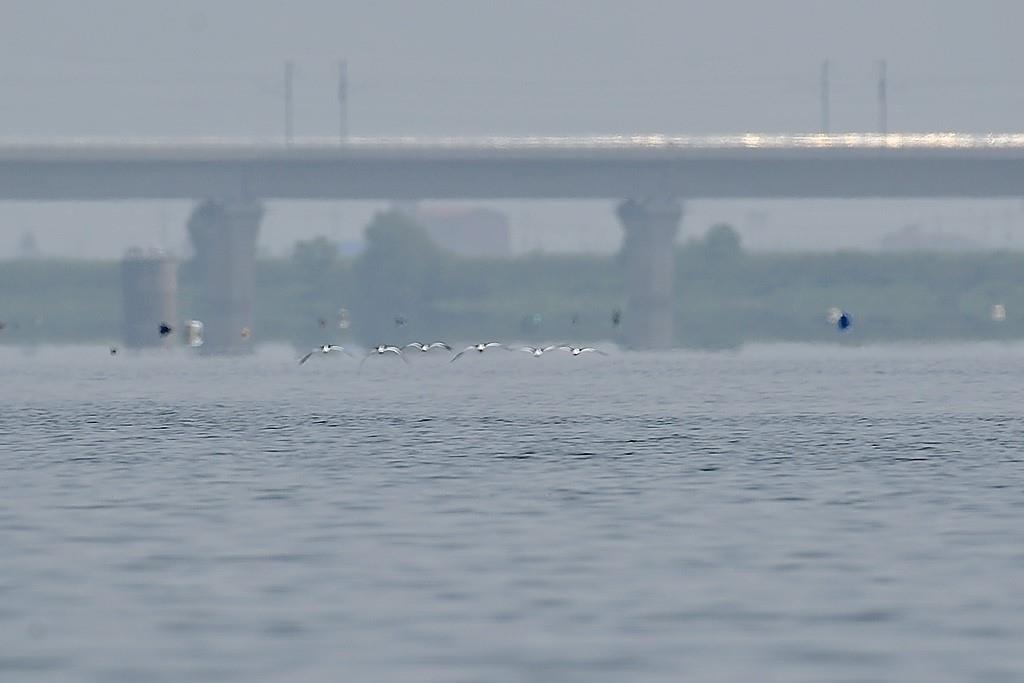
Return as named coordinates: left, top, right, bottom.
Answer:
left=187, top=200, right=263, bottom=355
left=121, top=248, right=178, bottom=348
left=617, top=198, right=683, bottom=350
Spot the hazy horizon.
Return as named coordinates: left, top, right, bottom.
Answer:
left=4, top=0, right=1024, bottom=257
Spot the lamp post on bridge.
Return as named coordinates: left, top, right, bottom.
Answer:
left=284, top=60, right=294, bottom=145
left=877, top=59, right=888, bottom=136
left=338, top=60, right=349, bottom=141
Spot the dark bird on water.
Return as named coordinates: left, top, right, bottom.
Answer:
left=611, top=309, right=621, bottom=327
left=109, top=346, right=118, bottom=355
left=158, top=322, right=173, bottom=337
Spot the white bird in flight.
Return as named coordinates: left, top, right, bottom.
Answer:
left=299, top=344, right=354, bottom=365
left=450, top=342, right=504, bottom=362
left=558, top=345, right=607, bottom=356
left=360, top=344, right=408, bottom=369
left=403, top=341, right=452, bottom=353
left=517, top=345, right=560, bottom=357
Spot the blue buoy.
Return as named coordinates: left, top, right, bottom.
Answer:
left=837, top=311, right=851, bottom=331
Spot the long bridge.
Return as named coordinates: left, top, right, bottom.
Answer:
left=4, top=134, right=1024, bottom=349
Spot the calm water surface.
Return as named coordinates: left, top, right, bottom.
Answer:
left=2, top=343, right=1023, bottom=682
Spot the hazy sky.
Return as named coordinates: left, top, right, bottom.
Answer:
left=3, top=0, right=1024, bottom=257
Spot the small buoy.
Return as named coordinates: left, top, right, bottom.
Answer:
left=827, top=307, right=852, bottom=330
left=991, top=304, right=1007, bottom=322
left=109, top=346, right=118, bottom=356
left=186, top=320, right=204, bottom=347
left=158, top=322, right=173, bottom=337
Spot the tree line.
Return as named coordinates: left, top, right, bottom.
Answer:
left=2, top=212, right=1023, bottom=348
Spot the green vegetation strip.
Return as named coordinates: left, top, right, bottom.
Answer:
left=2, top=216, right=1022, bottom=349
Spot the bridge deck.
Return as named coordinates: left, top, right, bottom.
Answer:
left=1, top=134, right=1023, bottom=200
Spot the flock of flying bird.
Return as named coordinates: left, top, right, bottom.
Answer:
left=298, top=340, right=608, bottom=368
left=294, top=307, right=854, bottom=368
left=297, top=310, right=613, bottom=368
left=120, top=313, right=613, bottom=366
left=296, top=308, right=854, bottom=368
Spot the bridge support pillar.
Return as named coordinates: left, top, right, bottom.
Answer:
left=120, top=248, right=177, bottom=349
left=617, top=198, right=683, bottom=350
left=187, top=199, right=263, bottom=354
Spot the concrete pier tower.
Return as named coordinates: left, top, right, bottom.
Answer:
left=187, top=199, right=263, bottom=354
left=616, top=198, right=683, bottom=350
left=121, top=248, right=178, bottom=348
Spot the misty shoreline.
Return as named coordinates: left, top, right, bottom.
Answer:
left=3, top=228, right=1022, bottom=350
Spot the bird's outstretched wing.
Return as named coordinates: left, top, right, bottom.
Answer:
left=484, top=342, right=503, bottom=349
left=542, top=345, right=560, bottom=353
left=328, top=345, right=355, bottom=358
left=298, top=351, right=314, bottom=365
left=427, top=342, right=451, bottom=351
left=580, top=347, right=607, bottom=355
left=450, top=347, right=473, bottom=363
left=516, top=346, right=537, bottom=354
left=557, top=345, right=574, bottom=353
left=383, top=346, right=409, bottom=363
left=404, top=342, right=424, bottom=351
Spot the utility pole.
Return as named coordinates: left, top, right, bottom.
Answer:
left=877, top=59, right=888, bottom=136
left=284, top=59, right=294, bottom=144
left=338, top=60, right=349, bottom=141
left=820, top=59, right=830, bottom=134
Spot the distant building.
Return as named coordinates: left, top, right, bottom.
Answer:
left=415, top=206, right=511, bottom=257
